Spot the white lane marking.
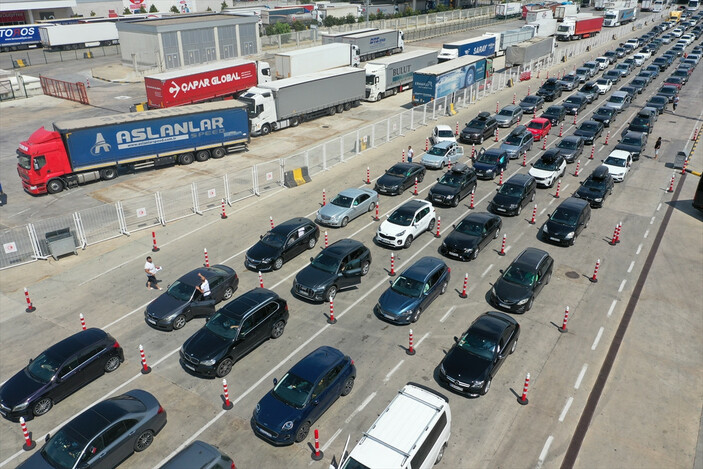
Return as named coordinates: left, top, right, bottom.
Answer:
left=539, top=208, right=547, bottom=215
left=345, top=392, right=377, bottom=424
left=221, top=246, right=251, bottom=264
left=657, top=202, right=662, bottom=211
left=548, top=197, right=556, bottom=206
left=320, top=428, right=343, bottom=453
left=644, top=229, right=649, bottom=238
left=536, top=436, right=554, bottom=469
left=504, top=245, right=512, bottom=254
left=384, top=360, right=405, bottom=382
left=650, top=216, right=655, bottom=225
left=440, top=306, right=456, bottom=323
left=415, top=332, right=431, bottom=348
left=583, top=159, right=591, bottom=166
left=618, top=279, right=627, bottom=293
left=636, top=243, right=642, bottom=255
left=103, top=300, right=152, bottom=330
left=591, top=327, right=604, bottom=351
left=607, top=299, right=617, bottom=318
left=562, top=184, right=570, bottom=191
left=481, top=264, right=494, bottom=278
left=575, top=364, right=588, bottom=389
left=627, top=261, right=635, bottom=273
left=559, top=397, right=574, bottom=422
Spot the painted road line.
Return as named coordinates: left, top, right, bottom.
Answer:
left=607, top=299, right=617, bottom=318
left=537, top=435, right=554, bottom=469
left=481, top=264, right=494, bottom=278
left=644, top=229, right=649, bottom=238
left=415, top=332, right=431, bottom=349
left=559, top=397, right=574, bottom=422
left=575, top=364, right=588, bottom=390
left=618, top=279, right=626, bottom=293
left=103, top=300, right=153, bottom=331
left=591, top=327, right=604, bottom=351
left=657, top=202, right=662, bottom=211
left=440, top=306, right=456, bottom=323
left=636, top=243, right=642, bottom=255
left=320, top=428, right=343, bottom=453
left=345, top=392, right=377, bottom=424
left=540, top=208, right=547, bottom=216
left=627, top=261, right=635, bottom=273
left=384, top=360, right=405, bottom=383
left=650, top=216, right=655, bottom=225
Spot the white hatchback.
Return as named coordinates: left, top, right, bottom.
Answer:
left=376, top=200, right=436, bottom=249
left=602, top=149, right=632, bottom=182
left=595, top=56, right=610, bottom=70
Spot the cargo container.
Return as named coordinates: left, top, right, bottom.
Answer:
left=603, top=7, right=636, bottom=26
left=527, top=19, right=558, bottom=37
left=652, top=0, right=664, bottom=11
left=0, top=24, right=44, bottom=52
left=556, top=15, right=604, bottom=40
left=144, top=59, right=271, bottom=109
left=594, top=0, right=607, bottom=9
left=526, top=9, right=554, bottom=22
left=496, top=2, right=522, bottom=18
left=555, top=4, right=580, bottom=20
left=506, top=37, right=555, bottom=65
left=39, top=23, right=119, bottom=51
left=321, top=28, right=404, bottom=61
left=641, top=0, right=653, bottom=11
left=412, top=55, right=487, bottom=105
left=16, top=101, right=249, bottom=195
left=497, top=27, right=536, bottom=51
left=437, top=35, right=499, bottom=62
left=314, top=3, right=360, bottom=22
left=364, top=49, right=438, bottom=101
left=274, top=43, right=359, bottom=79
left=239, top=67, right=365, bottom=136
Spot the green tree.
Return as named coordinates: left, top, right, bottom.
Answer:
left=138, top=5, right=147, bottom=13
left=291, top=20, right=306, bottom=31
left=90, top=10, right=96, bottom=16
left=123, top=7, right=131, bottom=14
left=221, top=0, right=228, bottom=10
left=344, top=13, right=357, bottom=24
left=170, top=5, right=179, bottom=13
left=265, top=21, right=291, bottom=35
left=206, top=6, right=212, bottom=11
left=149, top=4, right=158, bottom=12
left=322, top=15, right=338, bottom=27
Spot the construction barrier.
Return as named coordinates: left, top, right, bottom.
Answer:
left=13, top=59, right=28, bottom=68
left=283, top=167, right=312, bottom=188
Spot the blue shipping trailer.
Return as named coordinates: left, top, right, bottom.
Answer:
left=412, top=55, right=487, bottom=105
left=0, top=24, right=43, bottom=52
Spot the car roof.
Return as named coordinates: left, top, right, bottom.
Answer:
left=219, top=288, right=279, bottom=319
left=611, top=91, right=629, bottom=97
left=179, top=266, right=230, bottom=285
left=339, top=188, right=374, bottom=199
left=501, top=104, right=521, bottom=111
left=509, top=124, right=528, bottom=134
left=402, top=256, right=446, bottom=281
left=162, top=441, right=223, bottom=467
left=461, top=212, right=498, bottom=225
left=469, top=312, right=515, bottom=340
left=591, top=165, right=611, bottom=179
left=622, top=131, right=645, bottom=138
left=67, top=391, right=148, bottom=441
left=530, top=117, right=550, bottom=124
left=322, top=239, right=366, bottom=258
left=556, top=196, right=590, bottom=211
left=504, top=174, right=534, bottom=187
left=430, top=140, right=455, bottom=149
left=435, top=124, right=452, bottom=131
left=545, top=105, right=565, bottom=112
left=542, top=148, right=562, bottom=159
left=397, top=199, right=431, bottom=214
left=289, top=346, right=345, bottom=383
left=272, top=217, right=314, bottom=234
left=448, top=162, right=471, bottom=174
left=513, top=247, right=550, bottom=270
left=390, top=162, right=423, bottom=171
left=608, top=149, right=631, bottom=159
left=44, top=328, right=109, bottom=362
left=522, top=95, right=541, bottom=100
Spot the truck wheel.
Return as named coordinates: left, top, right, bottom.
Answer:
left=328, top=106, right=336, bottom=116
left=195, top=150, right=210, bottom=162
left=47, top=179, right=64, bottom=194
left=212, top=147, right=227, bottom=159
left=377, top=93, right=383, bottom=102
left=291, top=117, right=300, bottom=127
left=100, top=167, right=118, bottom=180
left=336, top=104, right=344, bottom=113
left=178, top=153, right=195, bottom=165
left=343, top=102, right=352, bottom=111
left=260, top=124, right=271, bottom=136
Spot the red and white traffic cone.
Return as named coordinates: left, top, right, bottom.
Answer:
left=590, top=259, right=601, bottom=283
left=574, top=160, right=581, bottom=176
left=682, top=157, right=688, bottom=175
left=518, top=113, right=522, bottom=123
left=693, top=127, right=699, bottom=141
left=459, top=273, right=469, bottom=299
left=328, top=299, right=337, bottom=324
left=270, top=216, right=274, bottom=229
left=610, top=224, right=619, bottom=245
left=527, top=86, right=531, bottom=96
left=529, top=204, right=537, bottom=224
left=522, top=151, right=527, bottom=167
left=19, top=417, right=35, bottom=451
left=389, top=253, right=396, bottom=276
left=222, top=379, right=233, bottom=410
left=151, top=231, right=160, bottom=252
left=425, top=138, right=429, bottom=151
left=448, top=160, right=452, bottom=170
left=517, top=373, right=530, bottom=405
left=259, top=271, right=264, bottom=288
left=573, top=111, right=578, bottom=125
left=456, top=121, right=459, bottom=136
left=667, top=173, right=675, bottom=193
left=311, top=428, right=324, bottom=461
left=413, top=177, right=418, bottom=195
left=435, top=216, right=441, bottom=238
left=402, top=150, right=405, bottom=163
left=559, top=306, right=569, bottom=333
left=589, top=146, right=594, bottom=160
left=324, top=231, right=328, bottom=248
left=499, top=234, right=507, bottom=256
left=559, top=123, right=563, bottom=137
left=546, top=70, right=549, bottom=79
left=604, top=131, right=610, bottom=145
left=471, top=144, right=476, bottom=159
left=322, top=189, right=326, bottom=206
left=204, top=248, right=210, bottom=268
left=374, top=202, right=380, bottom=221
left=220, top=199, right=227, bottom=219
left=139, top=344, right=151, bottom=374
left=615, top=222, right=622, bottom=243
left=498, top=168, right=504, bottom=185
left=537, top=68, right=541, bottom=78
left=496, top=101, right=500, bottom=113
left=407, top=329, right=416, bottom=356
left=495, top=128, right=499, bottom=143
left=470, top=189, right=475, bottom=209
left=555, top=179, right=561, bottom=198
left=80, top=313, right=86, bottom=331
left=542, top=136, right=547, bottom=150
left=24, top=287, right=35, bottom=313
left=366, top=166, right=371, bottom=184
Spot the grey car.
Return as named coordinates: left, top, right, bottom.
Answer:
left=316, top=188, right=378, bottom=228
left=604, top=91, right=632, bottom=112
left=162, top=441, right=235, bottom=469
left=420, top=141, right=465, bottom=169
left=556, top=136, right=585, bottom=163
left=495, top=105, right=524, bottom=127
left=574, top=67, right=591, bottom=83
left=558, top=74, right=580, bottom=91
left=500, top=125, right=534, bottom=159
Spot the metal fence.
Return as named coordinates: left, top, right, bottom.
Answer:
left=40, top=76, right=90, bottom=104
left=8, top=45, right=121, bottom=68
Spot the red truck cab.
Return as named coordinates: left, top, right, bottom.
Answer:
left=17, top=127, right=71, bottom=195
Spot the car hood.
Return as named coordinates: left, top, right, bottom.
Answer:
left=0, top=369, right=46, bottom=409
left=574, top=129, right=596, bottom=137
left=378, top=288, right=418, bottom=316
left=495, top=115, right=513, bottom=123
left=592, top=114, right=611, bottom=122
left=421, top=154, right=447, bottom=164
left=519, top=103, right=536, bottom=110
left=146, top=292, right=187, bottom=319
left=442, top=346, right=490, bottom=383
left=444, top=231, right=479, bottom=251
left=295, top=265, right=336, bottom=290
left=473, top=161, right=498, bottom=172
left=378, top=219, right=406, bottom=237
left=182, top=327, right=231, bottom=363
left=576, top=185, right=606, bottom=200
left=545, top=219, right=576, bottom=237
left=563, top=102, right=580, bottom=110
left=429, top=183, right=459, bottom=197
left=604, top=164, right=627, bottom=176
left=317, top=203, right=349, bottom=220
left=529, top=167, right=558, bottom=179
left=462, top=126, right=485, bottom=134
left=491, top=192, right=521, bottom=208
left=376, top=174, right=404, bottom=187
left=247, top=240, right=279, bottom=262
left=493, top=277, right=532, bottom=303
left=255, top=391, right=300, bottom=432
left=500, top=143, right=521, bottom=153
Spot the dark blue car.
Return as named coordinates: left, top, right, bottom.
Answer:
left=472, top=148, right=509, bottom=180
left=252, top=346, right=355, bottom=446
left=374, top=257, right=451, bottom=324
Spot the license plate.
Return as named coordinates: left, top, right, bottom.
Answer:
left=258, top=427, right=273, bottom=438
left=550, top=237, right=561, bottom=242
left=184, top=363, right=195, bottom=371
left=495, top=208, right=506, bottom=212
left=447, top=251, right=460, bottom=257
left=147, top=318, right=156, bottom=324
left=499, top=302, right=510, bottom=308
left=449, top=383, right=463, bottom=391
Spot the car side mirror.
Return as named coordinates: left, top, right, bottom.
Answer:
left=28, top=358, right=33, bottom=365
left=260, top=235, right=263, bottom=240
left=499, top=269, right=504, bottom=274
left=273, top=378, right=278, bottom=386
left=45, top=434, right=51, bottom=443
left=310, top=257, right=314, bottom=263
left=389, top=280, right=393, bottom=285
left=436, top=178, right=440, bottom=182
left=496, top=188, right=500, bottom=192
left=453, top=336, right=459, bottom=343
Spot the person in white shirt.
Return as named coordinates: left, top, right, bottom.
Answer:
left=144, top=256, right=162, bottom=290
left=196, top=273, right=210, bottom=297
left=407, top=145, right=414, bottom=163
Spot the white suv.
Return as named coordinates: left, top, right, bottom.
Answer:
left=602, top=149, right=632, bottom=182
left=377, top=200, right=436, bottom=249
left=429, top=125, right=457, bottom=145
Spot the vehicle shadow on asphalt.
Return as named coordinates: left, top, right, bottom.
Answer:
left=666, top=197, right=703, bottom=221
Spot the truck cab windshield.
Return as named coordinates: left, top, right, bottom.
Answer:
left=238, top=97, right=260, bottom=117
left=365, top=74, right=376, bottom=85
left=17, top=152, right=31, bottom=170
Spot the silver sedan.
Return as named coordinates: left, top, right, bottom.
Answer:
left=316, top=188, right=379, bottom=228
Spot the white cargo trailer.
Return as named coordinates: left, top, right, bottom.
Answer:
left=364, top=49, right=438, bottom=101
left=555, top=4, right=580, bottom=21
left=274, top=43, right=359, bottom=79
left=322, top=28, right=404, bottom=61
left=39, top=23, right=119, bottom=51
left=496, top=2, right=522, bottom=18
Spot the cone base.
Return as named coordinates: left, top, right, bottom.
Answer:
left=327, top=317, right=337, bottom=325
left=517, top=397, right=529, bottom=406
left=141, top=366, right=152, bottom=375
left=25, top=306, right=36, bottom=313
left=406, top=348, right=416, bottom=356
left=152, top=247, right=160, bottom=252
left=459, top=293, right=468, bottom=299
left=223, top=402, right=233, bottom=410
left=311, top=450, right=324, bottom=461
left=22, top=440, right=36, bottom=451
left=559, top=327, right=568, bottom=333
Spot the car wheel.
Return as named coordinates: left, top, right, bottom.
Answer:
left=418, top=173, right=425, bottom=183
left=451, top=195, right=459, bottom=207
left=480, top=379, right=492, bottom=395
left=223, top=286, right=235, bottom=300
left=341, top=376, right=355, bottom=396
left=47, top=179, right=64, bottom=194
left=273, top=257, right=284, bottom=270
left=526, top=297, right=534, bottom=312
left=494, top=226, right=500, bottom=239
left=411, top=308, right=422, bottom=323
left=440, top=281, right=448, bottom=295
left=341, top=217, right=349, bottom=228
left=368, top=202, right=375, bottom=212
left=531, top=192, right=535, bottom=202
left=404, top=235, right=413, bottom=248
left=134, top=430, right=154, bottom=452
left=33, top=397, right=53, bottom=416
left=428, top=218, right=436, bottom=232
left=216, top=358, right=234, bottom=378
left=104, top=356, right=121, bottom=372
left=510, top=337, right=518, bottom=354
left=361, top=261, right=370, bottom=276
left=518, top=204, right=524, bottom=215
left=472, top=248, right=480, bottom=260
left=271, top=320, right=286, bottom=339
left=308, top=237, right=317, bottom=249
left=260, top=123, right=271, bottom=136
left=479, top=135, right=484, bottom=144
left=295, top=421, right=311, bottom=443
left=325, top=286, right=337, bottom=302
left=173, top=314, right=187, bottom=330
left=435, top=443, right=447, bottom=465
left=544, top=271, right=552, bottom=285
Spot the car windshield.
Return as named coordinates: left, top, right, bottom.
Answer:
left=330, top=194, right=353, bottom=208
left=631, top=118, right=649, bottom=127
left=544, top=107, right=561, bottom=115
left=534, top=158, right=560, bottom=170
left=582, top=85, right=598, bottom=92
left=609, top=95, right=624, bottom=103
left=522, top=96, right=539, bottom=103
left=498, top=109, right=515, bottom=116
left=26, top=351, right=63, bottom=383
left=565, top=97, right=582, bottom=105
left=583, top=177, right=606, bottom=189
left=595, top=108, right=613, bottom=117
left=260, top=232, right=286, bottom=248
left=596, top=79, right=610, bottom=85
left=166, top=279, right=196, bottom=302
left=387, top=209, right=414, bottom=226
left=649, top=97, right=667, bottom=104
left=563, top=75, right=577, bottom=82
left=386, top=164, right=406, bottom=178
left=272, top=372, right=314, bottom=409
left=41, top=427, right=88, bottom=469
left=621, top=136, right=641, bottom=146
left=550, top=208, right=578, bottom=226
left=604, top=156, right=627, bottom=167
left=437, top=172, right=463, bottom=187
left=579, top=123, right=598, bottom=132
left=310, top=252, right=339, bottom=274
left=205, top=312, right=242, bottom=340
left=390, top=275, right=424, bottom=297
left=498, top=183, right=523, bottom=196
left=542, top=82, right=558, bottom=90
left=458, top=332, right=497, bottom=361
left=437, top=129, right=454, bottom=138
left=427, top=146, right=448, bottom=156
left=456, top=220, right=484, bottom=235
left=526, top=121, right=544, bottom=130
left=558, top=140, right=578, bottom=150
left=502, top=265, right=537, bottom=287
left=467, top=118, right=486, bottom=128
left=477, top=152, right=501, bottom=164
left=505, top=134, right=524, bottom=145
left=17, top=154, right=31, bottom=170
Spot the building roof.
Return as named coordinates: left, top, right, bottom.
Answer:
left=116, top=13, right=258, bottom=33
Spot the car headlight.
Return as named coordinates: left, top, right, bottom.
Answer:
left=201, top=358, right=216, bottom=366
left=440, top=363, right=446, bottom=375
left=491, top=286, right=497, bottom=296
left=565, top=232, right=575, bottom=239
left=464, top=247, right=473, bottom=253
left=486, top=169, right=494, bottom=174
left=396, top=230, right=406, bottom=237
left=391, top=185, right=400, bottom=190
left=509, top=203, right=519, bottom=209
left=282, top=420, right=295, bottom=431
left=261, top=257, right=272, bottom=263
left=403, top=308, right=415, bottom=317
left=255, top=403, right=260, bottom=415
left=12, top=402, right=29, bottom=412
left=472, top=380, right=485, bottom=388
left=517, top=297, right=530, bottom=306
left=594, top=197, right=603, bottom=202
left=442, top=241, right=447, bottom=248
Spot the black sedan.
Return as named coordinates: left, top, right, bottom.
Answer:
left=180, top=288, right=289, bottom=378
left=562, top=93, right=588, bottom=115
left=293, top=239, right=372, bottom=302
left=578, top=82, right=600, bottom=103
left=541, top=105, right=567, bottom=126
left=657, top=85, right=679, bottom=102
left=488, top=174, right=536, bottom=217
left=592, top=106, right=618, bottom=127
left=18, top=389, right=166, bottom=469
left=439, top=212, right=502, bottom=261
left=602, top=69, right=622, bottom=84
left=0, top=329, right=123, bottom=422
left=645, top=95, right=668, bottom=113
left=518, top=95, right=545, bottom=114
left=489, top=247, right=554, bottom=313
left=437, top=311, right=519, bottom=397
left=427, top=163, right=477, bottom=207
left=245, top=218, right=319, bottom=271
left=573, top=120, right=604, bottom=145
left=573, top=165, right=614, bottom=208
left=374, top=162, right=426, bottom=195
left=144, top=265, right=239, bottom=331
left=614, top=131, right=648, bottom=161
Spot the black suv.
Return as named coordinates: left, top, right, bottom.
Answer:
left=375, top=162, right=426, bottom=196
left=541, top=105, right=567, bottom=126
left=574, top=165, right=614, bottom=208
left=591, top=106, right=618, bottom=127
left=460, top=111, right=498, bottom=144
left=541, top=197, right=591, bottom=246
left=489, top=247, right=554, bottom=313
left=537, top=78, right=564, bottom=101
left=0, top=328, right=124, bottom=421
left=293, top=239, right=372, bottom=302
left=180, top=288, right=289, bottom=378
left=246, top=218, right=319, bottom=271
left=488, top=174, right=537, bottom=216
left=428, top=163, right=478, bottom=207
left=472, top=148, right=509, bottom=180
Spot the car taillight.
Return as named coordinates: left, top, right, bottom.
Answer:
left=447, top=267, right=451, bottom=273
left=231, top=462, right=236, bottom=469
left=157, top=405, right=164, bottom=414
left=285, top=304, right=289, bottom=312
left=113, top=341, right=120, bottom=349
left=351, top=360, right=355, bottom=365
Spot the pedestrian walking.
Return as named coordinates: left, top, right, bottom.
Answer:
left=407, top=145, right=414, bottom=163
left=654, top=137, right=662, bottom=159
left=144, top=256, right=162, bottom=290
left=673, top=96, right=679, bottom=113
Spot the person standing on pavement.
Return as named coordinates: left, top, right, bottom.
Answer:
left=654, top=137, right=662, bottom=159
left=673, top=96, right=679, bottom=113
left=144, top=256, right=162, bottom=290
left=407, top=145, right=414, bottom=163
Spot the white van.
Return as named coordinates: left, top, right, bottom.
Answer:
left=337, top=382, right=451, bottom=469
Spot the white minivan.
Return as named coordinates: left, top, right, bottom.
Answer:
left=336, top=382, right=451, bottom=469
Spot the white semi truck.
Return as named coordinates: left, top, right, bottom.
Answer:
left=321, top=28, right=404, bottom=61
left=274, top=43, right=359, bottom=79
left=364, top=49, right=438, bottom=101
